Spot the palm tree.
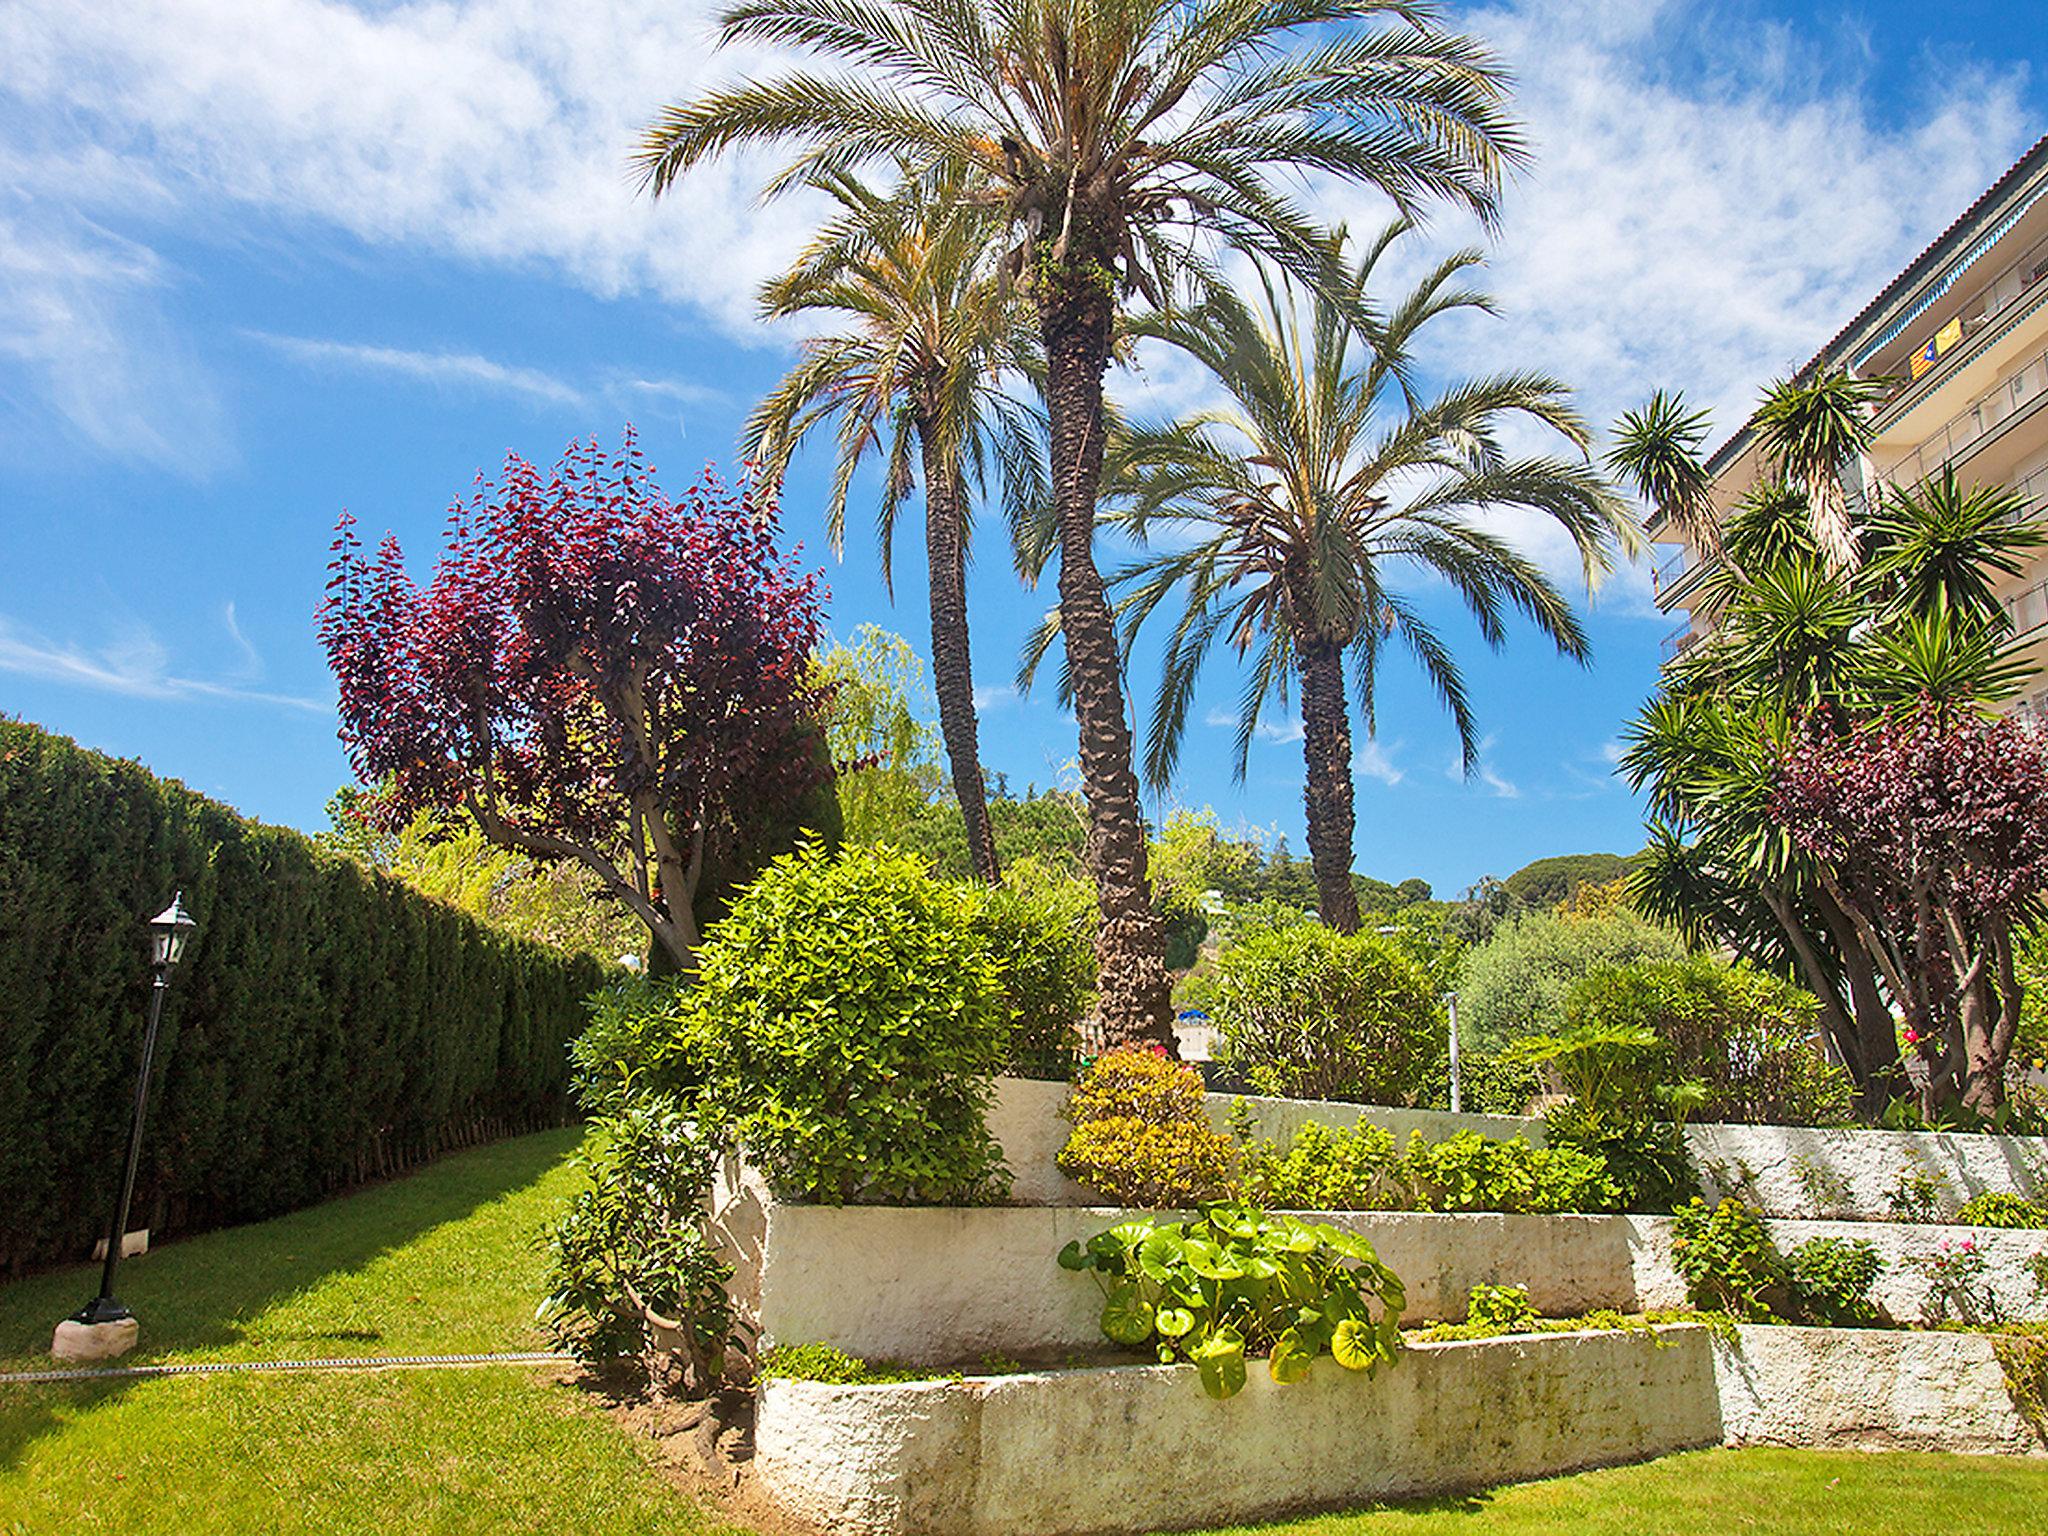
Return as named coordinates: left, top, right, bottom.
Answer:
left=636, top=0, right=1522, bottom=1047
left=1099, top=231, right=1635, bottom=932
left=746, top=167, right=1038, bottom=884
left=1750, top=368, right=1891, bottom=575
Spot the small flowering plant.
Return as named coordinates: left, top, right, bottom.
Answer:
left=1909, top=1235, right=1998, bottom=1326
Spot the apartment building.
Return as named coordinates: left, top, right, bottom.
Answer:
left=1651, top=136, right=2048, bottom=714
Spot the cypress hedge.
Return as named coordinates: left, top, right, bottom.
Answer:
left=0, top=719, right=605, bottom=1275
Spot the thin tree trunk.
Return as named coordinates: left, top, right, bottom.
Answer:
left=1296, top=632, right=1361, bottom=934
left=915, top=418, right=1002, bottom=885
left=1038, top=261, right=1175, bottom=1052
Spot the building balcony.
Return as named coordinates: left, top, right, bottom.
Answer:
left=1659, top=621, right=1698, bottom=663
left=1867, top=331, right=2048, bottom=503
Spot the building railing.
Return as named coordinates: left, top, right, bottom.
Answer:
left=1868, top=334, right=2048, bottom=497
left=1652, top=547, right=1692, bottom=591
left=2005, top=575, right=2048, bottom=640
left=1871, top=227, right=2048, bottom=410
left=1659, top=621, right=1697, bottom=663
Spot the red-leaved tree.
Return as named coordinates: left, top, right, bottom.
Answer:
left=318, top=432, right=831, bottom=968
left=1774, top=702, right=2048, bottom=1115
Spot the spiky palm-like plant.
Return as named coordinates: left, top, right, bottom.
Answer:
left=1097, top=230, right=1635, bottom=932
left=1750, top=368, right=1891, bottom=575
left=747, top=168, right=1039, bottom=884
left=637, top=0, right=1523, bottom=1045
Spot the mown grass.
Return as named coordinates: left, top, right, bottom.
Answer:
left=0, top=1129, right=737, bottom=1534
left=1184, top=1445, right=2048, bottom=1534
left=6, top=1130, right=2047, bottom=1534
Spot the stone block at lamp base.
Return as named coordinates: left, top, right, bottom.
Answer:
left=51, top=1317, right=139, bottom=1363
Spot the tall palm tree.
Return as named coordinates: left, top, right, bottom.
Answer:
left=1750, top=368, right=1891, bottom=576
left=746, top=167, right=1038, bottom=884
left=1099, top=231, right=1636, bottom=932
left=636, top=0, right=1521, bottom=1047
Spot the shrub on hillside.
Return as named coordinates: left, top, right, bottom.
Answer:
left=1562, top=957, right=1854, bottom=1126
left=971, top=865, right=1095, bottom=1079
left=1058, top=1047, right=1236, bottom=1207
left=1212, top=925, right=1441, bottom=1103
left=671, top=842, right=1013, bottom=1205
left=1235, top=1120, right=1615, bottom=1215
left=1460, top=908, right=1688, bottom=1053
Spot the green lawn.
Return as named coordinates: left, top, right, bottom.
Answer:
left=5, top=1131, right=2047, bottom=1534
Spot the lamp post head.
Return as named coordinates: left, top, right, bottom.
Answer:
left=149, top=891, right=197, bottom=971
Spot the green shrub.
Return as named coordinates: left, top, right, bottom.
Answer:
left=1058, top=1047, right=1236, bottom=1207
left=1466, top=1283, right=1537, bottom=1332
left=1235, top=1122, right=1615, bottom=1215
left=0, top=719, right=605, bottom=1275
left=673, top=842, right=1012, bottom=1206
left=1670, top=1198, right=1786, bottom=1321
left=758, top=1343, right=945, bottom=1385
left=1561, top=957, right=1854, bottom=1126
left=1057, top=1204, right=1405, bottom=1399
left=1543, top=1101, right=1695, bottom=1214
left=538, top=1100, right=740, bottom=1390
left=1785, top=1237, right=1886, bottom=1326
left=971, top=872, right=1094, bottom=1080
left=1955, top=1192, right=2048, bottom=1229
left=1414, top=1048, right=1542, bottom=1117
left=1459, top=908, right=1687, bottom=1053
left=1212, top=925, right=1441, bottom=1103
left=1401, top=1130, right=1617, bottom=1215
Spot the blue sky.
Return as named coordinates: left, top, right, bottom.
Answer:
left=1, top=0, right=2042, bottom=895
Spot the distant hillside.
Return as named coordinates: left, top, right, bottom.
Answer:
left=1502, top=851, right=1632, bottom=909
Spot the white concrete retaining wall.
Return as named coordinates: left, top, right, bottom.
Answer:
left=733, top=1203, right=2048, bottom=1364
left=992, top=1077, right=2048, bottom=1220
left=1714, top=1325, right=2044, bottom=1455
left=756, top=1327, right=1725, bottom=1536
left=755, top=1324, right=2046, bottom=1535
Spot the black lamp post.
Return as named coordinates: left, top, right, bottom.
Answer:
left=71, top=892, right=197, bottom=1329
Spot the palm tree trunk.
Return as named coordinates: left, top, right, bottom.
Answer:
left=1297, top=633, right=1361, bottom=933
left=915, top=418, right=1002, bottom=885
left=1039, top=262, right=1176, bottom=1052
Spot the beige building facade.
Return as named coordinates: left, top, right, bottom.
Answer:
left=1652, top=136, right=2048, bottom=715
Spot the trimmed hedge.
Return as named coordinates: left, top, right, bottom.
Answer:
left=0, top=720, right=605, bottom=1274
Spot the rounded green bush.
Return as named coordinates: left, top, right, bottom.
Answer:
left=1212, top=925, right=1440, bottom=1104
left=1955, top=1192, right=2048, bottom=1229
left=675, top=842, right=1013, bottom=1205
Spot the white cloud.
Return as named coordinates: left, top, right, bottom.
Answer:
left=1446, top=732, right=1520, bottom=798
left=1599, top=738, right=1626, bottom=766
left=1355, top=738, right=1404, bottom=787
left=1202, top=705, right=1304, bottom=745
left=0, top=614, right=328, bottom=712
left=973, top=682, right=1018, bottom=711
left=245, top=331, right=587, bottom=408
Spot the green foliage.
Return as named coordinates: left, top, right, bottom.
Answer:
left=815, top=626, right=945, bottom=846
left=1460, top=908, right=1688, bottom=1053
left=537, top=1102, right=739, bottom=1389
left=970, top=869, right=1095, bottom=1079
left=899, top=786, right=1090, bottom=881
left=1956, top=1193, right=2048, bottom=1230
left=1413, top=1048, right=1542, bottom=1117
left=1503, top=853, right=1633, bottom=910
left=1057, top=1204, right=1405, bottom=1399
left=1910, top=1236, right=1999, bottom=1326
left=1785, top=1236, right=1886, bottom=1327
left=1235, top=1122, right=1616, bottom=1215
left=758, top=1342, right=949, bottom=1385
left=0, top=719, right=605, bottom=1275
left=1542, top=1101, right=1696, bottom=1214
left=1058, top=1047, right=1237, bottom=1207
left=1670, top=1198, right=1787, bottom=1321
left=1561, top=957, right=1854, bottom=1126
left=1465, top=1283, right=1537, bottom=1333
left=670, top=842, right=1012, bottom=1205
left=1887, top=1167, right=1945, bottom=1222
left=1212, top=925, right=1442, bottom=1103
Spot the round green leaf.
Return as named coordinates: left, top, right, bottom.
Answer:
left=1331, top=1317, right=1384, bottom=1372
left=1193, top=1331, right=1248, bottom=1400
left=1267, top=1329, right=1315, bottom=1386
left=1101, top=1282, right=1156, bottom=1346
left=1155, top=1306, right=1197, bottom=1340
left=1138, top=1228, right=1187, bottom=1282
left=1056, top=1240, right=1091, bottom=1272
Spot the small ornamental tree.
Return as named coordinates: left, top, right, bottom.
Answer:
left=1774, top=703, right=2048, bottom=1115
left=319, top=432, right=831, bottom=969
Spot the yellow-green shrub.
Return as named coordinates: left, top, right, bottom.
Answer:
left=1058, top=1047, right=1236, bottom=1207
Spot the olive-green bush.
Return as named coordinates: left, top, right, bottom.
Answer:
left=1058, top=1047, right=1237, bottom=1207
left=1211, top=925, right=1441, bottom=1103
left=970, top=869, right=1094, bottom=1080
left=0, top=719, right=604, bottom=1274
left=1235, top=1121, right=1617, bottom=1215
left=1459, top=908, right=1688, bottom=1053
left=1561, top=956, right=1854, bottom=1126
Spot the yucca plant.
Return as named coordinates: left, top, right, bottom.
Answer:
left=636, top=0, right=1524, bottom=1045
